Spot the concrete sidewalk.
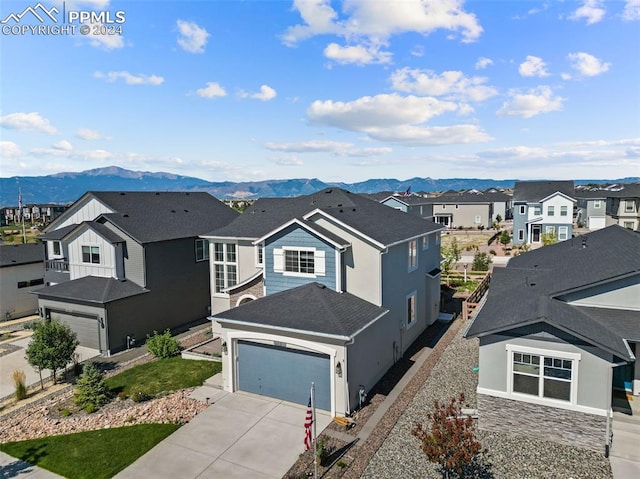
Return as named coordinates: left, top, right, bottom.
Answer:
left=0, top=451, right=63, bottom=478
left=114, top=391, right=332, bottom=479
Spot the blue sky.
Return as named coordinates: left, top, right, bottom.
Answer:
left=1, top=0, right=639, bottom=183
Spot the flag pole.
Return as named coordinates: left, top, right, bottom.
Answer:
left=312, top=382, right=318, bottom=479
left=19, top=187, right=26, bottom=244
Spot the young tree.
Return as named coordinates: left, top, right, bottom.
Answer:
left=412, top=393, right=482, bottom=479
left=74, top=363, right=109, bottom=412
left=472, top=252, right=491, bottom=271
left=542, top=230, right=557, bottom=246
left=499, top=230, right=510, bottom=251
left=25, top=319, right=79, bottom=387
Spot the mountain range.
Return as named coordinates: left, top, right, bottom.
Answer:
left=1, top=166, right=638, bottom=205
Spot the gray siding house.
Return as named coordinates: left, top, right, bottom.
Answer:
left=203, top=188, right=443, bottom=417
left=576, top=183, right=640, bottom=232
left=512, top=180, right=576, bottom=246
left=33, top=191, right=238, bottom=354
left=0, top=244, right=44, bottom=320
left=465, top=225, right=640, bottom=452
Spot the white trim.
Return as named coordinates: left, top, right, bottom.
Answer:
left=539, top=191, right=577, bottom=204
left=252, top=217, right=349, bottom=249
left=335, top=249, right=341, bottom=292
left=235, top=294, right=257, bottom=307
left=476, top=387, right=608, bottom=416
left=407, top=239, right=418, bottom=272
left=225, top=330, right=338, bottom=416
left=505, top=344, right=580, bottom=407
left=216, top=317, right=351, bottom=341
left=406, top=290, right=417, bottom=330
left=255, top=243, right=264, bottom=267
left=304, top=208, right=385, bottom=248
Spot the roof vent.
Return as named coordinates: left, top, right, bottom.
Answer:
left=581, top=237, right=588, bottom=248
left=184, top=209, right=189, bottom=213
left=155, top=192, right=160, bottom=195
left=339, top=209, right=343, bottom=213
left=123, top=214, right=129, bottom=218
left=120, top=192, right=126, bottom=195
left=325, top=189, right=332, bottom=194
left=317, top=283, right=326, bottom=289
left=171, top=210, right=176, bottom=213
left=352, top=208, right=356, bottom=212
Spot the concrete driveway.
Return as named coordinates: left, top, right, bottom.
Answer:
left=114, top=390, right=332, bottom=479
left=0, top=336, right=100, bottom=399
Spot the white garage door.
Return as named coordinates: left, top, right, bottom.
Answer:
left=49, top=310, right=100, bottom=350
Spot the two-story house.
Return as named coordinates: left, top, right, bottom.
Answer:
left=379, top=194, right=434, bottom=220
left=576, top=183, right=640, bottom=232
left=426, top=189, right=512, bottom=229
left=0, top=244, right=44, bottom=320
left=512, top=180, right=576, bottom=246
left=465, top=225, right=640, bottom=453
left=202, top=188, right=443, bottom=417
left=32, top=191, right=238, bottom=355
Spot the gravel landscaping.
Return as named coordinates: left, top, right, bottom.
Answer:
left=361, top=319, right=613, bottom=479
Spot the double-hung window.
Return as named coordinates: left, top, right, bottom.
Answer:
left=285, top=249, right=314, bottom=274
left=82, top=246, right=100, bottom=264
left=625, top=200, right=634, bottom=213
left=558, top=226, right=568, bottom=241
left=547, top=206, right=555, bottom=216
left=560, top=206, right=568, bottom=217
left=52, top=241, right=61, bottom=257
left=422, top=236, right=429, bottom=250
left=508, top=345, right=578, bottom=403
left=273, top=247, right=324, bottom=277
left=195, top=239, right=209, bottom=262
left=213, top=243, right=237, bottom=294
left=408, top=240, right=417, bottom=271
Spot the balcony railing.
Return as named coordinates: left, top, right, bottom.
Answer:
left=45, top=259, right=69, bottom=272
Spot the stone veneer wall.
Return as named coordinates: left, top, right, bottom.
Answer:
left=229, top=275, right=264, bottom=307
left=478, top=394, right=609, bottom=453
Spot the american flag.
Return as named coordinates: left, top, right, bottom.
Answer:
left=402, top=186, right=411, bottom=197
left=303, top=396, right=313, bottom=451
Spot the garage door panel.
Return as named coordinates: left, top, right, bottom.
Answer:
left=237, top=341, right=330, bottom=411
left=49, top=310, right=100, bottom=350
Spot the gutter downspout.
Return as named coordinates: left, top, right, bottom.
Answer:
left=606, top=364, right=613, bottom=457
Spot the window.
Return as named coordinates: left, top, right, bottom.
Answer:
left=518, top=229, right=524, bottom=241
left=213, top=243, right=238, bottom=294
left=547, top=206, right=555, bottom=216
left=195, top=239, right=209, bottom=262
left=82, top=246, right=100, bottom=264
left=624, top=221, right=634, bottom=230
left=422, top=236, right=429, bottom=250
left=519, top=205, right=526, bottom=215
left=52, top=241, right=61, bottom=256
left=256, top=245, right=264, bottom=266
left=560, top=206, right=568, bottom=217
left=474, top=215, right=482, bottom=224
left=545, top=226, right=555, bottom=235
left=406, top=292, right=416, bottom=327
left=285, top=249, right=315, bottom=274
left=533, top=205, right=542, bottom=216
left=512, top=351, right=573, bottom=402
left=594, top=200, right=602, bottom=208
left=408, top=240, right=417, bottom=271
left=558, top=226, right=568, bottom=241
left=625, top=200, right=634, bottom=213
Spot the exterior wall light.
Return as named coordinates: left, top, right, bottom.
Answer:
left=335, top=361, right=342, bottom=377
left=221, top=340, right=228, bottom=354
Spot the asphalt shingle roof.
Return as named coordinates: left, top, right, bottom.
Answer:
left=466, top=225, right=640, bottom=361
left=62, top=221, right=126, bottom=244
left=513, top=180, right=575, bottom=203
left=422, top=189, right=512, bottom=204
left=32, top=276, right=149, bottom=304
left=214, top=282, right=388, bottom=339
left=0, top=243, right=44, bottom=268
left=41, top=224, right=78, bottom=240
left=204, top=188, right=441, bottom=246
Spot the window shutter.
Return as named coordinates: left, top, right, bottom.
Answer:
left=314, top=250, right=325, bottom=276
left=273, top=248, right=283, bottom=272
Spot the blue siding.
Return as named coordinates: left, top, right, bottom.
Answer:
left=381, top=197, right=408, bottom=212
left=265, top=224, right=337, bottom=295
left=512, top=202, right=527, bottom=245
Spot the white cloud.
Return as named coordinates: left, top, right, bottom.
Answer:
left=307, top=93, right=492, bottom=145
left=569, top=0, right=606, bottom=25
left=346, top=146, right=393, bottom=157
left=567, top=52, right=611, bottom=77
left=94, top=71, right=164, bottom=85
left=76, top=128, right=103, bottom=140
left=0, top=112, right=57, bottom=134
left=52, top=140, right=73, bottom=151
left=282, top=0, right=483, bottom=47
left=518, top=55, right=549, bottom=77
left=475, top=57, right=493, bottom=70
left=390, top=68, right=498, bottom=102
left=265, top=140, right=354, bottom=153
left=271, top=155, right=304, bottom=166
left=622, top=0, right=640, bottom=20
left=240, top=85, right=277, bottom=101
left=0, top=141, right=22, bottom=158
left=196, top=82, right=227, bottom=99
left=323, top=42, right=392, bottom=65
left=497, top=86, right=565, bottom=118
left=410, top=45, right=425, bottom=57
left=478, top=146, right=548, bottom=159
left=176, top=20, right=210, bottom=53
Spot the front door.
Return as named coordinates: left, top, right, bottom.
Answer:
left=532, top=225, right=541, bottom=243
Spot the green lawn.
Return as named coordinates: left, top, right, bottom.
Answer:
left=0, top=424, right=180, bottom=479
left=105, top=356, right=221, bottom=396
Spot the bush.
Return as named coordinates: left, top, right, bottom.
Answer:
left=12, top=370, right=27, bottom=401
left=472, top=252, right=491, bottom=271
left=73, top=364, right=109, bottom=411
left=130, top=389, right=152, bottom=403
left=146, top=329, right=181, bottom=359
left=60, top=408, right=71, bottom=417
left=117, top=391, right=128, bottom=401
left=488, top=249, right=496, bottom=255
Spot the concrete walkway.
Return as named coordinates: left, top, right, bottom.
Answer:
left=114, top=390, right=332, bottom=479
left=610, top=410, right=640, bottom=478
left=0, top=451, right=63, bottom=478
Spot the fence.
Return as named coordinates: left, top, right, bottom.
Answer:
left=462, top=272, right=491, bottom=320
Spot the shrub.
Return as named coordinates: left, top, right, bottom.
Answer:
left=146, top=329, right=181, bottom=359
left=73, top=364, right=109, bottom=411
left=472, top=252, right=491, bottom=271
left=488, top=249, right=496, bottom=255
left=12, top=370, right=27, bottom=401
left=60, top=408, right=71, bottom=417
left=117, top=391, right=128, bottom=401
left=130, top=389, right=152, bottom=403
left=84, top=403, right=96, bottom=414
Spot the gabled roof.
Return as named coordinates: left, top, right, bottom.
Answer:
left=380, top=194, right=432, bottom=206
left=213, top=282, right=388, bottom=340
left=575, top=183, right=640, bottom=200
left=513, top=180, right=575, bottom=203
left=253, top=218, right=350, bottom=249
left=203, top=188, right=442, bottom=247
left=465, top=225, right=640, bottom=361
left=421, top=189, right=511, bottom=204
left=32, top=276, right=149, bottom=304
left=41, top=224, right=79, bottom=240
left=0, top=243, right=43, bottom=268
left=48, top=191, right=239, bottom=244
left=62, top=221, right=126, bottom=244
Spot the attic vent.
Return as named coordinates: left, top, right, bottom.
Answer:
left=120, top=192, right=126, bottom=195
left=325, top=189, right=332, bottom=194
left=123, top=214, right=129, bottom=218
left=171, top=210, right=176, bottom=213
